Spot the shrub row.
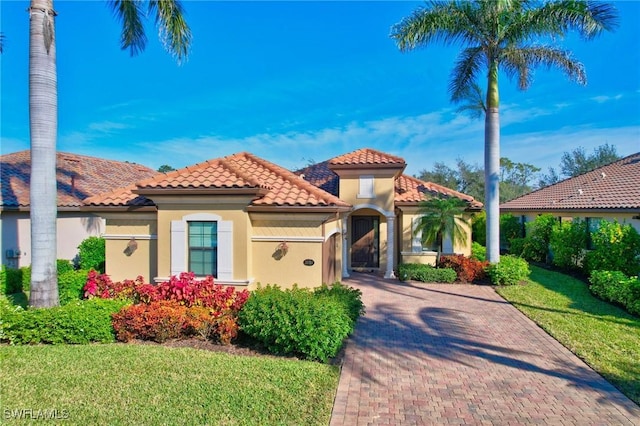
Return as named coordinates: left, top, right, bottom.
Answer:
left=509, top=215, right=640, bottom=277
left=238, top=283, right=364, bottom=362
left=589, top=270, right=640, bottom=316
left=438, top=254, right=488, bottom=283
left=0, top=297, right=129, bottom=345
left=86, top=272, right=250, bottom=345
left=1, top=260, right=82, bottom=297
left=397, top=264, right=457, bottom=283
left=486, top=255, right=530, bottom=286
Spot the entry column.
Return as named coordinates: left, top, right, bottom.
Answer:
left=384, top=215, right=395, bottom=279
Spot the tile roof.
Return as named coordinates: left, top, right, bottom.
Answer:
left=329, top=148, right=406, bottom=167
left=395, top=175, right=483, bottom=208
left=501, top=152, right=640, bottom=211
left=0, top=150, right=158, bottom=209
left=297, top=154, right=482, bottom=209
left=87, top=152, right=350, bottom=208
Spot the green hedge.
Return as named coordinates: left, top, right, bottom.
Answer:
left=0, top=297, right=129, bottom=345
left=397, top=263, right=457, bottom=283
left=486, top=255, right=530, bottom=286
left=589, top=270, right=640, bottom=317
left=238, top=284, right=362, bottom=362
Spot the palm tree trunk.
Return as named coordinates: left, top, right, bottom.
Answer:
left=485, top=62, right=501, bottom=263
left=28, top=0, right=59, bottom=307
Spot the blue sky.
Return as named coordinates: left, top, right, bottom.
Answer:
left=1, top=1, right=639, bottom=178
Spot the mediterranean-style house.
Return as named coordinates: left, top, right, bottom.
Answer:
left=84, top=148, right=482, bottom=288
left=500, top=152, right=640, bottom=234
left=0, top=150, right=158, bottom=268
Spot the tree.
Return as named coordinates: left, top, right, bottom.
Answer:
left=391, top=0, right=617, bottom=263
left=157, top=164, right=176, bottom=173
left=28, top=0, right=191, bottom=307
left=415, top=195, right=469, bottom=263
left=539, top=144, right=621, bottom=187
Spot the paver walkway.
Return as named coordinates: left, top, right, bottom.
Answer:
left=330, top=273, right=640, bottom=425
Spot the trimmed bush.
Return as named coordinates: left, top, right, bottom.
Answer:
left=1, top=266, right=23, bottom=295
left=314, top=282, right=365, bottom=328
left=112, top=300, right=189, bottom=343
left=589, top=270, right=640, bottom=316
left=57, top=259, right=75, bottom=274
left=584, top=221, right=640, bottom=277
left=550, top=219, right=587, bottom=270
left=0, top=298, right=129, bottom=345
left=471, top=242, right=486, bottom=262
left=238, top=285, right=355, bottom=362
left=58, top=270, right=90, bottom=305
left=438, top=254, right=488, bottom=283
left=77, top=236, right=106, bottom=273
left=397, top=263, right=457, bottom=283
left=486, top=255, right=530, bottom=286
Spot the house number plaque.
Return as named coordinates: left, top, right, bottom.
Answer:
left=303, top=259, right=315, bottom=266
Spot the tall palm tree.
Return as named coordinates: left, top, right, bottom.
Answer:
left=391, top=0, right=618, bottom=263
left=28, top=0, right=191, bottom=307
left=415, top=195, right=468, bottom=264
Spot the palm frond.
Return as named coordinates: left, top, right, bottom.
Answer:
left=449, top=47, right=485, bottom=102
left=525, top=1, right=619, bottom=41
left=390, top=1, right=479, bottom=51
left=415, top=196, right=469, bottom=251
left=453, top=82, right=486, bottom=120
left=149, top=0, right=192, bottom=63
left=502, top=45, right=586, bottom=89
left=108, top=0, right=147, bottom=57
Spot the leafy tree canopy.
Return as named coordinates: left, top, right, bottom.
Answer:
left=539, top=143, right=621, bottom=187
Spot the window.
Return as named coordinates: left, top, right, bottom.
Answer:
left=171, top=213, right=233, bottom=280
left=357, top=175, right=374, bottom=198
left=188, top=222, right=217, bottom=276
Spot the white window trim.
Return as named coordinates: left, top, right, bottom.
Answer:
left=357, top=175, right=374, bottom=199
left=171, top=213, right=233, bottom=280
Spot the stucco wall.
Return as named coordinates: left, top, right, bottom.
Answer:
left=250, top=212, right=336, bottom=289
left=0, top=211, right=105, bottom=269
left=103, top=215, right=157, bottom=282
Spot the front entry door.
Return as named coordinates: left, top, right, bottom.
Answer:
left=351, top=216, right=379, bottom=268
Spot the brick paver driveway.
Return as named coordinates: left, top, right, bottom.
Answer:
left=330, top=274, right=640, bottom=425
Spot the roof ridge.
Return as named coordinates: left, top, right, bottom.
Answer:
left=244, top=153, right=346, bottom=204
left=220, top=153, right=270, bottom=189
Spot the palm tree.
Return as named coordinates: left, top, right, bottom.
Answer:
left=28, top=0, right=191, bottom=307
left=391, top=0, right=618, bottom=263
left=415, top=195, right=468, bottom=264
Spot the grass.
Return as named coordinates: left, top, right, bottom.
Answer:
left=496, top=265, right=640, bottom=405
left=0, top=344, right=340, bottom=425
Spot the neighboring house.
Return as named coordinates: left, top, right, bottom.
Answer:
left=500, top=152, right=640, bottom=234
left=85, top=148, right=481, bottom=288
left=0, top=150, right=158, bottom=268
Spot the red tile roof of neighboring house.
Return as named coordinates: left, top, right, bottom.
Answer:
left=0, top=150, right=158, bottom=209
left=297, top=155, right=483, bottom=209
left=501, top=152, right=640, bottom=211
left=329, top=148, right=406, bottom=168
left=86, top=152, right=350, bottom=209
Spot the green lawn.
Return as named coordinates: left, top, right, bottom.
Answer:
left=496, top=265, right=640, bottom=405
left=0, top=344, right=339, bottom=425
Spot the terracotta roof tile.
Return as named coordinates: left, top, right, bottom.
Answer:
left=1, top=150, right=158, bottom=208
left=329, top=148, right=406, bottom=167
left=298, top=153, right=482, bottom=208
left=89, top=152, right=350, bottom=208
left=395, top=175, right=483, bottom=208
left=501, top=153, right=640, bottom=211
